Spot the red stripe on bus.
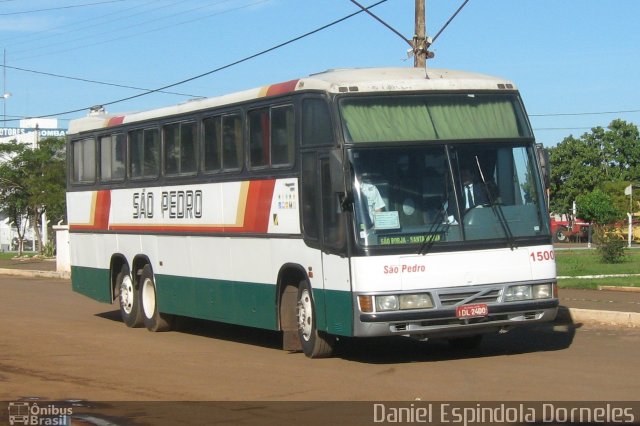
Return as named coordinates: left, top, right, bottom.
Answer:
left=94, top=190, right=111, bottom=229
left=70, top=190, right=111, bottom=231
left=242, top=179, right=276, bottom=232
left=107, top=116, right=125, bottom=127
left=265, top=79, right=299, bottom=97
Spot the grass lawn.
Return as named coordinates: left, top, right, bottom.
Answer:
left=555, top=248, right=640, bottom=289
left=0, top=252, right=37, bottom=260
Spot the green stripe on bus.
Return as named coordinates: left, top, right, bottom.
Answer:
left=155, top=274, right=278, bottom=331
left=71, top=265, right=112, bottom=303
left=70, top=266, right=355, bottom=337
left=317, top=288, right=353, bottom=337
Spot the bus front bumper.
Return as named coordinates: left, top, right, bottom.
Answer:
left=353, top=299, right=559, bottom=338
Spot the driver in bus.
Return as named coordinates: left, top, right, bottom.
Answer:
left=360, top=173, right=386, bottom=223
left=445, top=165, right=489, bottom=224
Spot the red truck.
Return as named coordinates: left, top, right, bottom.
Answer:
left=550, top=215, right=590, bottom=243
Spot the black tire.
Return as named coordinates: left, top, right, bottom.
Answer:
left=554, top=226, right=568, bottom=243
left=296, top=281, right=335, bottom=358
left=448, top=334, right=483, bottom=350
left=117, top=265, right=144, bottom=328
left=139, top=264, right=174, bottom=332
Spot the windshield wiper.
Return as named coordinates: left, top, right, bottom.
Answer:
left=474, top=157, right=516, bottom=250
left=418, top=199, right=450, bottom=255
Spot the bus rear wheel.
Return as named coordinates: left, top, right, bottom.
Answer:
left=117, top=265, right=144, bottom=328
left=139, top=265, right=174, bottom=332
left=296, top=281, right=335, bottom=358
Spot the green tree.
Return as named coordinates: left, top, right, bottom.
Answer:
left=0, top=137, right=66, bottom=254
left=576, top=188, right=626, bottom=263
left=549, top=120, right=640, bottom=215
left=575, top=189, right=623, bottom=225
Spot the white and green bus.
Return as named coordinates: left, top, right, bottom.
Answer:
left=67, top=67, right=558, bottom=358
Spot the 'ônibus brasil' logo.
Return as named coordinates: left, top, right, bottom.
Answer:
left=7, top=402, right=72, bottom=426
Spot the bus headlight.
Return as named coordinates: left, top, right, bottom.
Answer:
left=533, top=284, right=552, bottom=299
left=505, top=284, right=552, bottom=301
left=374, top=294, right=433, bottom=311
left=375, top=295, right=399, bottom=312
left=399, top=294, right=433, bottom=310
left=504, top=285, right=532, bottom=301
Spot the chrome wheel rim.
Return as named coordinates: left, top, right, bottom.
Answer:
left=297, top=288, right=313, bottom=342
left=120, top=275, right=134, bottom=314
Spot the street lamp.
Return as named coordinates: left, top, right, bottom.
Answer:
left=2, top=92, right=10, bottom=125
left=624, top=184, right=640, bottom=247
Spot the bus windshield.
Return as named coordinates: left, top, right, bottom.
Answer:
left=340, top=93, right=531, bottom=142
left=349, top=143, right=549, bottom=248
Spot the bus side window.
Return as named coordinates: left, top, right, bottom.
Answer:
left=100, top=134, right=125, bottom=182
left=203, top=116, right=222, bottom=172
left=130, top=128, right=160, bottom=179
left=180, top=122, right=197, bottom=174
left=223, top=114, right=242, bottom=171
left=72, top=137, right=96, bottom=184
left=248, top=108, right=270, bottom=168
left=271, top=105, right=294, bottom=166
left=164, top=122, right=197, bottom=176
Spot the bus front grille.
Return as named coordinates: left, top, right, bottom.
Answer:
left=437, top=289, right=501, bottom=307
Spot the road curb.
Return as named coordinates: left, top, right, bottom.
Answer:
left=597, top=285, right=640, bottom=293
left=0, top=268, right=70, bottom=280
left=557, top=306, right=640, bottom=328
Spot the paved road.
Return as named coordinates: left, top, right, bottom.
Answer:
left=559, top=287, right=640, bottom=312
left=1, top=275, right=639, bottom=408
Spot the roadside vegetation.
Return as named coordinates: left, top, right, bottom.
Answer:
left=555, top=248, right=640, bottom=289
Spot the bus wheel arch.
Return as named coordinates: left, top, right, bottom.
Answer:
left=277, top=264, right=307, bottom=352
left=110, top=254, right=128, bottom=302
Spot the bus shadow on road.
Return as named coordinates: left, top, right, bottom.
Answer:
left=95, top=310, right=284, bottom=350
left=95, top=310, right=580, bottom=362
left=335, top=321, right=580, bottom=364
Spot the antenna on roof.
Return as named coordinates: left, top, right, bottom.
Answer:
left=89, top=105, right=106, bottom=115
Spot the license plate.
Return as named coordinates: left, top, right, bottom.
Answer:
left=456, top=303, right=489, bottom=319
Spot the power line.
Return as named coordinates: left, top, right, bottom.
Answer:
left=1, top=64, right=203, bottom=98
left=1, top=0, right=162, bottom=47
left=22, top=0, right=389, bottom=121
left=8, top=0, right=249, bottom=61
left=534, top=127, right=594, bottom=131
left=530, top=109, right=640, bottom=117
left=0, top=0, right=126, bottom=16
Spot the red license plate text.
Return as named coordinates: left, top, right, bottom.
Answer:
left=456, top=303, right=489, bottom=319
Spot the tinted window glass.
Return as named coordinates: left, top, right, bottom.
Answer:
left=72, top=138, right=96, bottom=183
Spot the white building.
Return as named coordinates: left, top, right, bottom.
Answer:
left=0, top=118, right=66, bottom=251
left=0, top=118, right=67, bottom=147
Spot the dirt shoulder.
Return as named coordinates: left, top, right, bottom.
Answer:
left=0, top=256, right=57, bottom=271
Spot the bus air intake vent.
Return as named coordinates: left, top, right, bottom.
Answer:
left=438, top=289, right=501, bottom=307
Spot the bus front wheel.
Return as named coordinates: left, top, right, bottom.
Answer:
left=296, top=281, right=335, bottom=358
left=139, top=265, right=174, bottom=332
left=117, top=265, right=144, bottom=328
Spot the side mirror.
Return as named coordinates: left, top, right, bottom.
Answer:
left=535, top=143, right=550, bottom=189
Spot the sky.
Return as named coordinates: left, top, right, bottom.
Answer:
left=0, top=0, right=639, bottom=147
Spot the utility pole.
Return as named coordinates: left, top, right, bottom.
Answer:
left=413, top=0, right=427, bottom=68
